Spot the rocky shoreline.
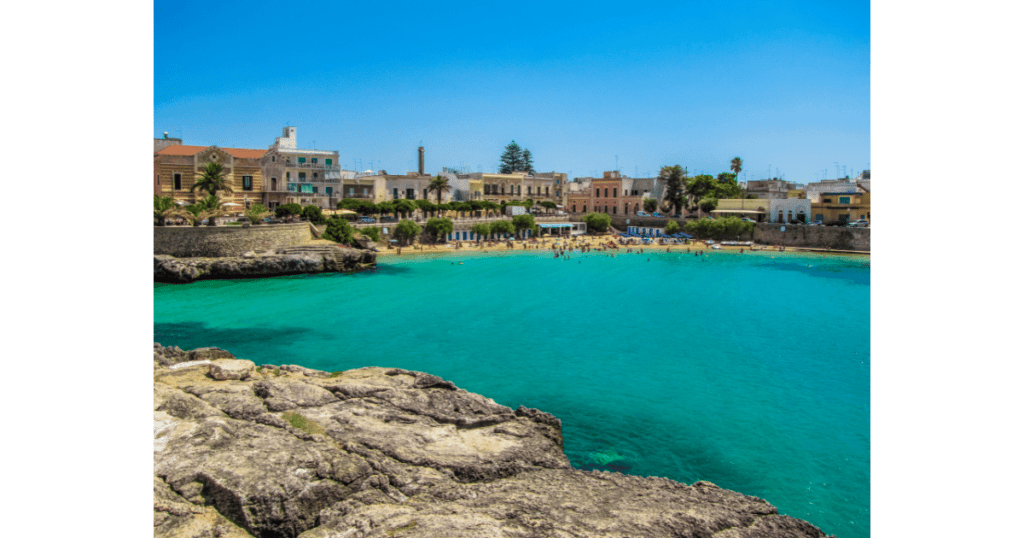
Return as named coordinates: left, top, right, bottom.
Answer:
left=153, top=344, right=834, bottom=537
left=154, top=244, right=376, bottom=283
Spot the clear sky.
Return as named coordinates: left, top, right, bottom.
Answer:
left=155, top=0, right=869, bottom=182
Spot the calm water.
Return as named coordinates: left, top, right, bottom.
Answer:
left=154, top=249, right=869, bottom=538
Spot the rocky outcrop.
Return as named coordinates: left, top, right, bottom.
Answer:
left=153, top=344, right=834, bottom=538
left=154, top=245, right=376, bottom=283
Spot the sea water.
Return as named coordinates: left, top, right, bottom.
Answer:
left=154, top=249, right=869, bottom=538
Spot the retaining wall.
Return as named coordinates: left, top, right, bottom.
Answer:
left=752, top=224, right=870, bottom=251
left=154, top=223, right=314, bottom=257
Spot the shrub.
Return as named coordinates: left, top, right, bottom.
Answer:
left=302, top=205, right=326, bottom=224
left=281, top=412, right=325, bottom=435
left=583, top=212, right=611, bottom=233
left=361, top=227, right=381, bottom=242
left=323, top=216, right=356, bottom=244
left=394, top=219, right=422, bottom=245
left=329, top=371, right=343, bottom=378
left=665, top=220, right=680, bottom=234
left=423, top=218, right=454, bottom=242
left=275, top=203, right=302, bottom=219
left=684, top=216, right=753, bottom=240
left=643, top=198, right=658, bottom=213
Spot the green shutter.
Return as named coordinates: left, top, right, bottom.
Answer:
left=298, top=157, right=306, bottom=163
left=326, top=159, right=332, bottom=166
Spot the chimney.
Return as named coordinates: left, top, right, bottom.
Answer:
left=418, top=146, right=424, bottom=176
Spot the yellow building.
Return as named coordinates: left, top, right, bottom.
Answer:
left=811, top=192, right=871, bottom=225
left=154, top=145, right=267, bottom=209
left=711, top=199, right=768, bottom=220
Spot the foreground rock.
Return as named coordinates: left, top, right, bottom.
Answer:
left=154, top=245, right=375, bottom=283
left=154, top=344, right=834, bottom=538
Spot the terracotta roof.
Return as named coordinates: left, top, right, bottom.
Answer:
left=156, top=145, right=267, bottom=159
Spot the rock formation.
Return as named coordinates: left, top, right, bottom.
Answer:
left=153, top=344, right=834, bottom=538
left=154, top=245, right=376, bottom=283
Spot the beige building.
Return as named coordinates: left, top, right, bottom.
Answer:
left=154, top=126, right=343, bottom=211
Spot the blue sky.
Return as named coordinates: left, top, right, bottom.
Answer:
left=155, top=0, right=869, bottom=182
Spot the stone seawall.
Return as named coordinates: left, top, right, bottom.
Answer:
left=154, top=223, right=313, bottom=258
left=753, top=223, right=870, bottom=251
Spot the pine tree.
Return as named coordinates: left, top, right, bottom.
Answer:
left=499, top=141, right=523, bottom=174
left=522, top=149, right=535, bottom=174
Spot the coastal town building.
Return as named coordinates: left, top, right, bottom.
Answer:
left=154, top=126, right=343, bottom=211
left=811, top=191, right=871, bottom=225
left=803, top=178, right=859, bottom=203
left=767, top=198, right=812, bottom=223
left=566, top=171, right=663, bottom=215
left=711, top=199, right=768, bottom=221
left=744, top=179, right=794, bottom=200
left=458, top=171, right=564, bottom=205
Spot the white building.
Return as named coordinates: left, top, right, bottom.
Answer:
left=768, top=198, right=812, bottom=223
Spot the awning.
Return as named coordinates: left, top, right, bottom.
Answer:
left=538, top=223, right=573, bottom=228
left=711, top=209, right=765, bottom=214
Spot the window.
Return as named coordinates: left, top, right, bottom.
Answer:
left=349, top=187, right=355, bottom=195
left=242, top=175, right=253, bottom=191
left=517, top=186, right=521, bottom=195
left=286, top=172, right=290, bottom=180
left=173, top=173, right=181, bottom=190
left=612, top=206, right=617, bottom=214
left=271, top=156, right=276, bottom=162
left=423, top=188, right=428, bottom=199
left=484, top=185, right=490, bottom=194
left=501, top=185, right=505, bottom=194
left=572, top=205, right=576, bottom=212
left=393, top=188, right=399, bottom=199
left=312, top=158, right=318, bottom=164
left=271, top=177, right=277, bottom=190
left=313, top=173, right=318, bottom=180
left=613, top=188, right=617, bottom=198
left=604, top=188, right=608, bottom=197
left=326, top=159, right=332, bottom=166
left=583, top=205, right=587, bottom=212
left=326, top=187, right=333, bottom=195
left=312, top=186, right=318, bottom=194
left=839, top=196, right=851, bottom=204
left=545, top=186, right=549, bottom=196
left=823, top=198, right=832, bottom=203
left=528, top=186, right=532, bottom=195
left=298, top=157, right=306, bottom=164
left=299, top=172, right=306, bottom=180
left=815, top=213, right=824, bottom=221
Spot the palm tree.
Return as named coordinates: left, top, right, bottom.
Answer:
left=191, top=162, right=233, bottom=199
left=730, top=157, right=743, bottom=177
left=186, top=194, right=226, bottom=226
left=427, top=175, right=451, bottom=205
left=154, top=195, right=190, bottom=225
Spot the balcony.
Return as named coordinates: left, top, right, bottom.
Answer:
left=285, top=162, right=340, bottom=170
left=340, top=193, right=375, bottom=199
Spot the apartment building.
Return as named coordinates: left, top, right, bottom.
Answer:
left=566, top=171, right=663, bottom=215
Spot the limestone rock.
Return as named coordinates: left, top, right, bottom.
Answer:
left=155, top=346, right=833, bottom=538
left=209, top=359, right=256, bottom=380
left=155, top=248, right=376, bottom=283
left=190, top=347, right=237, bottom=362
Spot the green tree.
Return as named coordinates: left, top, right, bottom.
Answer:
left=659, top=165, right=686, bottom=216
left=490, top=219, right=515, bottom=238
left=377, top=201, right=395, bottom=219
left=540, top=201, right=557, bottom=212
left=522, top=149, right=535, bottom=174
left=427, top=175, right=451, bottom=205
left=190, top=162, right=233, bottom=198
left=499, top=141, right=524, bottom=173
left=471, top=222, right=491, bottom=242
left=642, top=197, right=658, bottom=213
left=665, top=220, right=681, bottom=235
left=394, top=199, right=417, bottom=219
left=302, top=205, right=326, bottom=224
left=244, top=203, right=272, bottom=224
left=322, top=216, right=356, bottom=244
left=275, top=203, right=302, bottom=219
left=512, top=214, right=536, bottom=238
left=730, top=156, right=743, bottom=177
left=685, top=175, right=717, bottom=209
left=423, top=218, right=454, bottom=243
left=699, top=197, right=718, bottom=214
left=393, top=219, right=421, bottom=246
left=583, top=212, right=611, bottom=233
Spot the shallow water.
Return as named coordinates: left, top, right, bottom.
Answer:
left=155, top=249, right=869, bottom=538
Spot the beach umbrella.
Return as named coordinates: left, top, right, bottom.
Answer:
left=222, top=202, right=241, bottom=207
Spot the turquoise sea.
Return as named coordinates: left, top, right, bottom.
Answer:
left=154, top=249, right=869, bottom=538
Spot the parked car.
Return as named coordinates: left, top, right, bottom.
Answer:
left=807, top=220, right=823, bottom=226
left=740, top=217, right=756, bottom=223
left=636, top=211, right=651, bottom=217
left=652, top=212, right=665, bottom=217
left=359, top=216, right=377, bottom=223
left=379, top=216, right=397, bottom=223
left=847, top=219, right=869, bottom=228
